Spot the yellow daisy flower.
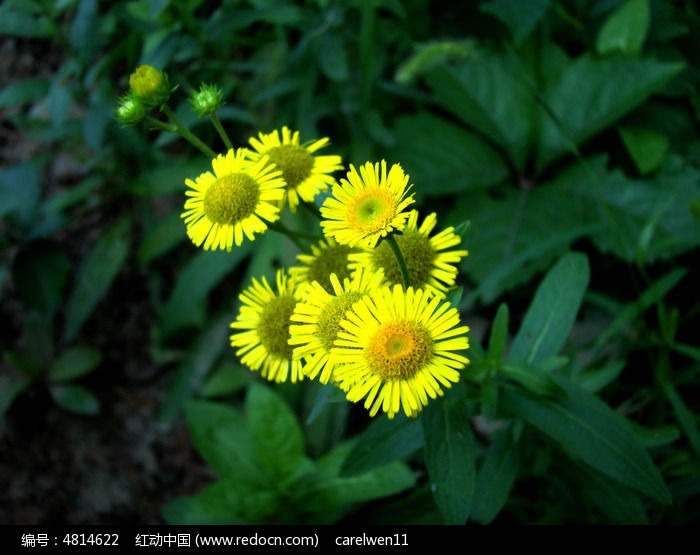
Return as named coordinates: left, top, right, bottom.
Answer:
left=182, top=148, right=285, bottom=251
left=289, top=267, right=385, bottom=385
left=332, top=284, right=470, bottom=419
left=349, top=210, right=468, bottom=298
left=230, top=269, right=305, bottom=383
left=288, top=237, right=361, bottom=295
left=320, top=160, right=415, bottom=248
left=247, top=126, right=343, bottom=212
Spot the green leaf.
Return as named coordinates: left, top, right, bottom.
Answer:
left=556, top=156, right=700, bottom=262
left=471, top=427, right=519, bottom=524
left=64, top=216, right=131, bottom=342
left=536, top=55, right=683, bottom=171
left=12, top=241, right=71, bottom=316
left=199, top=362, right=250, bottom=398
left=162, top=478, right=278, bottom=525
left=390, top=112, right=509, bottom=199
left=137, top=211, right=187, bottom=265
left=0, top=77, right=50, bottom=108
left=0, top=164, right=40, bottom=222
left=503, top=379, right=671, bottom=504
left=157, top=312, right=231, bottom=425
left=576, top=361, right=626, bottom=392
left=425, top=52, right=536, bottom=171
left=49, top=384, right=100, bottom=415
left=0, top=375, right=31, bottom=415
left=4, top=350, right=41, bottom=380
left=509, top=252, right=590, bottom=365
left=662, top=383, right=700, bottom=461
left=454, top=187, right=597, bottom=305
left=618, top=125, right=669, bottom=175
left=499, top=363, right=564, bottom=397
left=184, top=399, right=263, bottom=483
left=340, top=413, right=424, bottom=476
left=0, top=2, right=56, bottom=38
left=480, top=0, right=550, bottom=44
left=318, top=33, right=349, bottom=82
left=487, top=303, right=509, bottom=362
left=421, top=396, right=476, bottom=524
left=158, top=246, right=249, bottom=337
left=578, top=465, right=649, bottom=524
left=246, top=383, right=309, bottom=484
left=48, top=346, right=102, bottom=383
left=596, top=0, right=650, bottom=56
left=299, top=461, right=416, bottom=520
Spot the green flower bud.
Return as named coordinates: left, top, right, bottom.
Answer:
left=128, top=64, right=171, bottom=107
left=115, top=91, right=146, bottom=125
left=189, top=83, right=224, bottom=117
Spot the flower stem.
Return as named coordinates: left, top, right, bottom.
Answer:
left=209, top=113, right=234, bottom=151
left=160, top=104, right=217, bottom=159
left=301, top=200, right=322, bottom=220
left=386, top=234, right=410, bottom=289
left=267, top=221, right=322, bottom=248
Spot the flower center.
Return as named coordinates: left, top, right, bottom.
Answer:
left=370, top=231, right=435, bottom=287
left=351, top=192, right=393, bottom=229
left=307, top=244, right=358, bottom=293
left=204, top=173, right=260, bottom=225
left=365, top=321, right=433, bottom=380
left=258, top=294, right=297, bottom=358
left=317, top=291, right=365, bottom=351
left=267, top=145, right=314, bottom=189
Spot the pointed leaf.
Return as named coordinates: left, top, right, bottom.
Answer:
left=503, top=379, right=671, bottom=504
left=509, top=252, right=589, bottom=365
left=480, top=0, right=550, bottom=44
left=49, top=384, right=100, bottom=415
left=422, top=396, right=476, bottom=524
left=618, top=125, right=669, bottom=175
left=64, top=217, right=131, bottom=341
left=48, top=346, right=102, bottom=383
left=596, top=0, right=650, bottom=56
left=0, top=375, right=31, bottom=415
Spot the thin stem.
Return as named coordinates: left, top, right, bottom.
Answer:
left=301, top=200, right=322, bottom=221
left=386, top=234, right=410, bottom=289
left=144, top=115, right=176, bottom=133
left=267, top=221, right=322, bottom=243
left=161, top=104, right=217, bottom=159
left=209, top=113, right=234, bottom=151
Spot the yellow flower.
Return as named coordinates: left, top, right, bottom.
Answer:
left=181, top=148, right=285, bottom=251
left=320, top=160, right=415, bottom=248
left=332, top=284, right=469, bottom=419
left=230, top=269, right=305, bottom=383
left=289, top=267, right=385, bottom=384
left=288, top=237, right=361, bottom=295
left=247, top=126, right=343, bottom=212
left=349, top=210, right=468, bottom=298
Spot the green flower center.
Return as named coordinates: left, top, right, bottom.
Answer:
left=204, top=173, right=260, bottom=225
left=371, top=231, right=435, bottom=288
left=307, top=244, right=358, bottom=293
left=258, top=294, right=297, bottom=358
left=267, top=144, right=314, bottom=189
left=366, top=321, right=433, bottom=380
left=357, top=197, right=387, bottom=223
left=317, top=291, right=365, bottom=351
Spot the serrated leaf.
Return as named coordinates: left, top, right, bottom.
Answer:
left=246, top=383, right=309, bottom=484
left=596, top=0, right=650, bottom=56
left=158, top=246, right=249, bottom=337
left=390, top=112, right=509, bottom=199
left=503, top=379, right=671, bottom=504
left=422, top=396, right=476, bottom=524
left=184, top=399, right=262, bottom=483
left=536, top=55, right=683, bottom=171
left=48, top=346, right=102, bottom=383
left=50, top=384, right=100, bottom=415
left=340, top=413, right=424, bottom=476
left=509, top=252, right=589, bottom=365
left=480, top=0, right=550, bottom=44
left=64, top=217, right=131, bottom=342
left=162, top=478, right=278, bottom=525
left=454, top=187, right=596, bottom=305
left=426, top=53, right=536, bottom=171
left=471, top=427, right=519, bottom=524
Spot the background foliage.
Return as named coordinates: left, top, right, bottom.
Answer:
left=1, top=0, right=699, bottom=524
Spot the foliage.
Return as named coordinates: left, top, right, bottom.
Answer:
left=1, top=0, right=699, bottom=524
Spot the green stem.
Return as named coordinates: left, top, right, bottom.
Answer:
left=301, top=200, right=322, bottom=221
left=386, top=234, right=410, bottom=289
left=209, top=113, right=234, bottom=151
left=161, top=104, right=217, bottom=159
left=267, top=221, right=322, bottom=243
left=144, top=115, right=176, bottom=133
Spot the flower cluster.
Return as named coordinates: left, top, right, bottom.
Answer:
left=116, top=68, right=471, bottom=419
